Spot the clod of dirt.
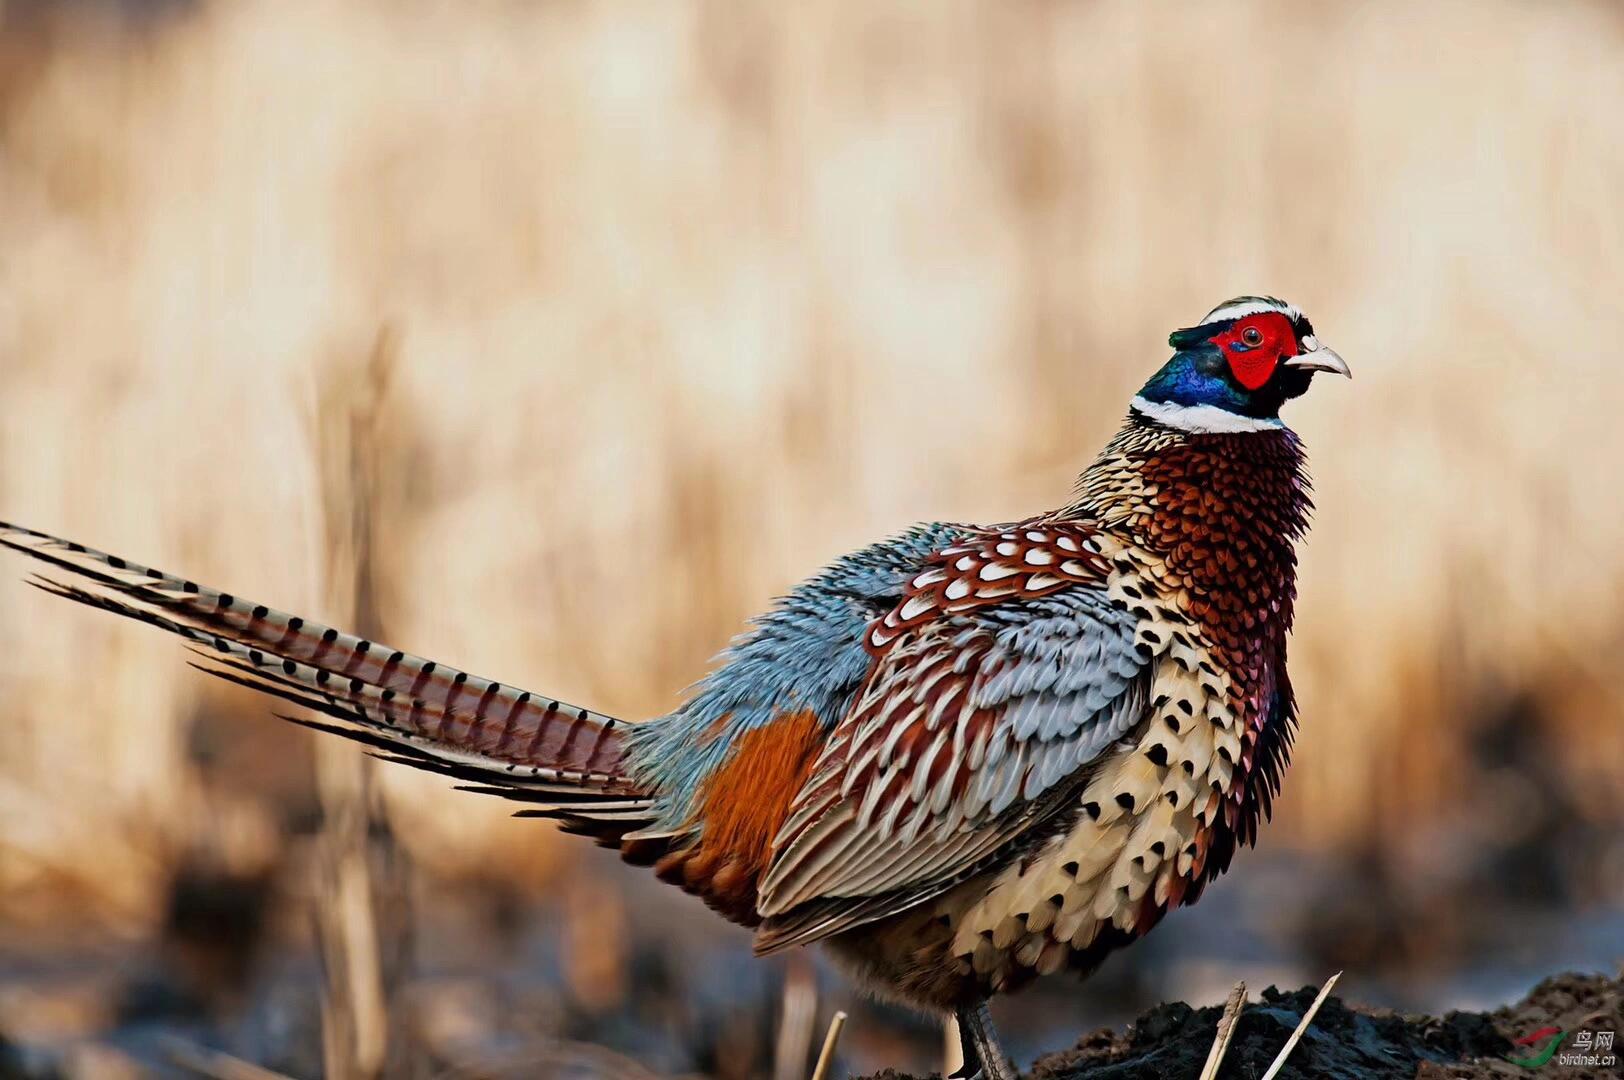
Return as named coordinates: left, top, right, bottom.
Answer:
left=1028, top=986, right=1507, bottom=1079
left=860, top=970, right=1623, bottom=1080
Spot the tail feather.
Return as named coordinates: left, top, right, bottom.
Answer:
left=0, top=522, right=655, bottom=832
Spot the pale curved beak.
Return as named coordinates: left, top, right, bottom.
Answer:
left=1284, top=335, right=1351, bottom=378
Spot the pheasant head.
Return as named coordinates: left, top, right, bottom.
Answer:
left=1133, top=295, right=1350, bottom=432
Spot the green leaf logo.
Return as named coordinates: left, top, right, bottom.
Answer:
left=1506, top=1027, right=1565, bottom=1068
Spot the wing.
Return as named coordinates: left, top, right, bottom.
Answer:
left=754, top=523, right=1149, bottom=951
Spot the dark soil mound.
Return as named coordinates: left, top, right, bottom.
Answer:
left=862, top=971, right=1623, bottom=1080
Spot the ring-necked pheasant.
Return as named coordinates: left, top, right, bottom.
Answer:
left=1, top=296, right=1347, bottom=1079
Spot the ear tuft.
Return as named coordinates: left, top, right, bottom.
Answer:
left=1169, top=325, right=1217, bottom=350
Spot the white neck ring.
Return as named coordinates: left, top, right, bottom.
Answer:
left=1130, top=395, right=1285, bottom=434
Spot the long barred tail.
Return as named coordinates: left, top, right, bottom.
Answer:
left=0, top=521, right=657, bottom=839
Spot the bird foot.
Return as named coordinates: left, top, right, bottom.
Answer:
left=954, top=1001, right=1020, bottom=1080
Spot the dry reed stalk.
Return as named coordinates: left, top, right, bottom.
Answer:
left=561, top=875, right=629, bottom=1012
left=311, top=327, right=407, bottom=1079
left=773, top=954, right=820, bottom=1080
left=943, top=1014, right=964, bottom=1077
left=809, top=1010, right=847, bottom=1080
left=1196, top=982, right=1248, bottom=1080
left=1259, top=972, right=1342, bottom=1080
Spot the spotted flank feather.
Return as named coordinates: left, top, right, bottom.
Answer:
left=0, top=522, right=654, bottom=836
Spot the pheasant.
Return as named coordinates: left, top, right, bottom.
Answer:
left=1, top=295, right=1347, bottom=1079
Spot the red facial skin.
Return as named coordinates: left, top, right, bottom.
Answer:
left=1210, top=312, right=1299, bottom=391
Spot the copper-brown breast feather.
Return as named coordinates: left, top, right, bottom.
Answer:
left=1133, top=431, right=1307, bottom=847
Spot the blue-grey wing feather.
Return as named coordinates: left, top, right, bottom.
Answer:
left=757, top=580, right=1149, bottom=927
left=624, top=522, right=965, bottom=831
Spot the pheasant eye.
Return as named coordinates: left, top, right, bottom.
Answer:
left=1241, top=327, right=1264, bottom=347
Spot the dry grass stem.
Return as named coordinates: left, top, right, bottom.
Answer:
left=1259, top=972, right=1343, bottom=1080
left=943, top=1014, right=964, bottom=1077
left=774, top=956, right=820, bottom=1080
left=1197, top=982, right=1248, bottom=1080
left=809, top=1010, right=848, bottom=1080
left=312, top=329, right=403, bottom=1079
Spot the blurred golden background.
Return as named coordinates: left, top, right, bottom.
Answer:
left=1, top=0, right=1621, bottom=1076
